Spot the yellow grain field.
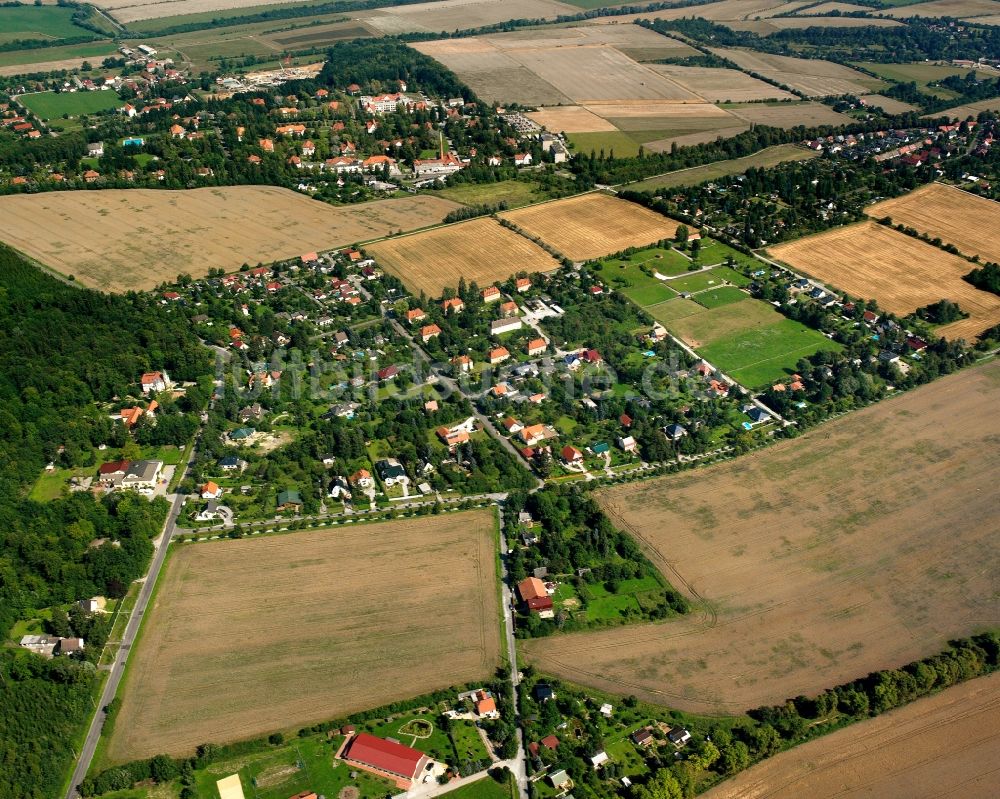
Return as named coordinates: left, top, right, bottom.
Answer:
left=500, top=193, right=682, bottom=261
left=0, top=187, right=460, bottom=292
left=366, top=216, right=559, bottom=297
left=768, top=221, right=1000, bottom=340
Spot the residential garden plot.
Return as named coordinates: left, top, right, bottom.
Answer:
left=865, top=182, right=1000, bottom=264
left=649, top=65, right=795, bottom=102
left=18, top=89, right=123, bottom=119
left=0, top=188, right=460, bottom=292
left=768, top=220, right=1000, bottom=341
left=499, top=194, right=682, bottom=261
left=703, top=672, right=1000, bottom=799
left=105, top=511, right=501, bottom=762
left=366, top=216, right=558, bottom=297
left=709, top=48, right=883, bottom=96
left=522, top=361, right=1000, bottom=713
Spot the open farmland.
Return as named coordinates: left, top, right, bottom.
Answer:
left=0, top=188, right=460, bottom=292
left=649, top=65, right=795, bottom=102
left=0, top=41, right=116, bottom=73
left=867, top=183, right=1000, bottom=264
left=93, top=0, right=323, bottom=23
left=521, top=360, right=1000, bottom=713
left=366, top=216, right=558, bottom=297
left=708, top=48, right=883, bottom=96
left=500, top=194, right=681, bottom=261
left=703, top=672, right=1000, bottom=799
left=768, top=220, right=1000, bottom=340
left=936, top=96, right=1000, bottom=120
left=360, top=0, right=578, bottom=35
left=104, top=511, right=501, bottom=762
left=629, top=144, right=818, bottom=191
left=881, top=0, right=1000, bottom=17
left=585, top=0, right=814, bottom=24
left=526, top=106, right=618, bottom=133
left=859, top=93, right=916, bottom=113
left=725, top=15, right=901, bottom=33
left=723, top=100, right=854, bottom=127
left=0, top=5, right=94, bottom=44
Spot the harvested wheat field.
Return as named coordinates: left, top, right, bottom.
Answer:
left=703, top=671, right=1000, bottom=799
left=361, top=0, right=577, bottom=35
left=499, top=193, right=682, bottom=261
left=650, top=65, right=795, bottom=102
left=106, top=511, right=501, bottom=762
left=708, top=48, right=881, bottom=96
left=522, top=360, right=1000, bottom=714
left=866, top=183, right=1000, bottom=264
left=94, top=0, right=314, bottom=23
left=526, top=106, right=618, bottom=133
left=0, top=188, right=459, bottom=292
left=367, top=216, right=558, bottom=297
left=768, top=221, right=1000, bottom=340
left=881, top=0, right=1000, bottom=17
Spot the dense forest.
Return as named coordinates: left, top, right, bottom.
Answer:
left=0, top=245, right=210, bottom=798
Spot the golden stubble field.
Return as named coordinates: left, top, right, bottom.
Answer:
left=866, top=182, right=1000, bottom=264
left=106, top=511, right=501, bottom=762
left=708, top=47, right=882, bottom=96
left=768, top=220, right=1000, bottom=340
left=0, top=187, right=460, bottom=292
left=521, top=361, right=1000, bottom=714
left=367, top=216, right=558, bottom=297
left=499, top=193, right=682, bottom=261
left=703, top=671, right=1000, bottom=799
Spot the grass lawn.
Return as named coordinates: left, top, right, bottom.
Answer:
left=696, top=239, right=758, bottom=271
left=628, top=144, right=818, bottom=192
left=194, top=736, right=395, bottom=799
left=605, top=738, right=649, bottom=777
left=597, top=246, right=693, bottom=306
left=20, top=89, right=123, bottom=119
left=555, top=415, right=578, bottom=436
left=646, top=298, right=704, bottom=323
left=28, top=467, right=84, bottom=501
left=700, top=317, right=840, bottom=388
left=694, top=286, right=748, bottom=309
left=445, top=775, right=517, bottom=799
left=451, top=720, right=491, bottom=763
left=568, top=131, right=642, bottom=159
left=435, top=180, right=544, bottom=209
left=667, top=266, right=747, bottom=294
left=0, top=5, right=93, bottom=44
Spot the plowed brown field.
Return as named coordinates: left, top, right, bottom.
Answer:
left=702, top=672, right=1000, bottom=799
left=0, top=188, right=460, bottom=292
left=499, top=193, right=682, bottom=261
left=366, top=216, right=558, bottom=297
left=521, top=361, right=1000, bottom=714
left=866, top=182, right=1000, bottom=264
left=106, top=511, right=501, bottom=762
left=767, top=221, right=1000, bottom=340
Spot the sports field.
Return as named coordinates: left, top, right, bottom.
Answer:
left=521, top=360, right=1000, bottom=713
left=768, top=220, right=1000, bottom=340
left=704, top=671, right=1000, bottom=799
left=500, top=194, right=681, bottom=261
left=18, top=90, right=123, bottom=119
left=366, top=216, right=558, bottom=297
left=866, top=182, right=1000, bottom=264
left=630, top=144, right=818, bottom=191
left=666, top=296, right=838, bottom=387
left=105, top=511, right=501, bottom=762
left=0, top=188, right=460, bottom=292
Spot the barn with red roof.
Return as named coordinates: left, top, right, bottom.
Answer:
left=343, top=733, right=429, bottom=781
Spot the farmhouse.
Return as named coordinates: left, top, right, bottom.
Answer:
left=517, top=576, right=553, bottom=613
left=344, top=733, right=429, bottom=782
